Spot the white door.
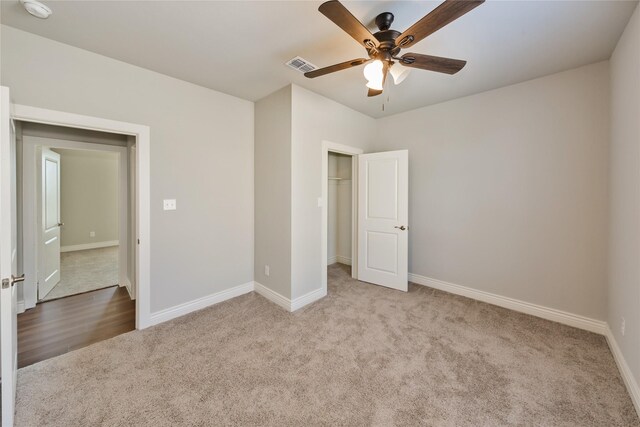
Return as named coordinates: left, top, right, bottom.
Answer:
left=357, top=150, right=408, bottom=291
left=1, top=86, right=20, bottom=426
left=38, top=148, right=61, bottom=299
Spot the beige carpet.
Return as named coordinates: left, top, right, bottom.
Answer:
left=16, top=264, right=638, bottom=426
left=41, top=246, right=119, bottom=301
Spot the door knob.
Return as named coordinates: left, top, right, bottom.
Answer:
left=57, top=222, right=64, bottom=227
left=1, top=274, right=25, bottom=289
left=394, top=225, right=407, bottom=231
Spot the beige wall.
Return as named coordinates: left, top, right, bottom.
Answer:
left=52, top=148, right=119, bottom=248
left=2, top=25, right=254, bottom=313
left=254, top=86, right=292, bottom=298
left=290, top=85, right=376, bottom=300
left=374, top=61, right=610, bottom=321
left=254, top=84, right=374, bottom=300
left=608, top=4, right=640, bottom=389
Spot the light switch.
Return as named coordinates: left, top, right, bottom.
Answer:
left=163, top=199, right=177, bottom=210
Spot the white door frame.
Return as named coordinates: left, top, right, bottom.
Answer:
left=0, top=86, right=18, bottom=427
left=12, top=104, right=152, bottom=329
left=321, top=141, right=363, bottom=296
left=23, top=137, right=129, bottom=306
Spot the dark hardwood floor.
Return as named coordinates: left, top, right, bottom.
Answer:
left=18, top=286, right=135, bottom=368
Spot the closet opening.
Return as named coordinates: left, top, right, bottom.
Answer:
left=327, top=152, right=353, bottom=279
left=320, top=141, right=363, bottom=296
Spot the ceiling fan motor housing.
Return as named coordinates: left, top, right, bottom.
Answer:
left=370, top=32, right=401, bottom=61
left=375, top=12, right=395, bottom=31
left=370, top=13, right=402, bottom=60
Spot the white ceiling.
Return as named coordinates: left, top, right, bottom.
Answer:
left=1, top=1, right=637, bottom=118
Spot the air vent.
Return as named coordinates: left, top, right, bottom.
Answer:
left=285, top=56, right=317, bottom=74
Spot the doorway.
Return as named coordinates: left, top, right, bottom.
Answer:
left=321, top=141, right=362, bottom=295
left=9, top=102, right=151, bottom=328
left=321, top=141, right=410, bottom=296
left=19, top=123, right=134, bottom=306
left=39, top=147, right=121, bottom=301
left=327, top=152, right=353, bottom=266
left=327, top=151, right=356, bottom=293
left=14, top=122, right=137, bottom=366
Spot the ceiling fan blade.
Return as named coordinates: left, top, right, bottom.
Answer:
left=368, top=88, right=383, bottom=97
left=400, top=53, right=467, bottom=74
left=305, top=58, right=370, bottom=78
left=397, top=0, right=484, bottom=49
left=319, top=0, right=379, bottom=49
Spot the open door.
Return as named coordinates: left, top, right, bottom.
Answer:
left=38, top=148, right=61, bottom=300
left=357, top=150, right=408, bottom=291
left=1, top=86, right=20, bottom=426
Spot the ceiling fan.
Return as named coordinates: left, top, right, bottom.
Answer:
left=304, top=0, right=484, bottom=97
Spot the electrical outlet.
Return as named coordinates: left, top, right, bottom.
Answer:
left=264, top=265, right=270, bottom=277
left=89, top=231, right=95, bottom=238
left=621, top=317, right=626, bottom=336
left=163, top=199, right=177, bottom=211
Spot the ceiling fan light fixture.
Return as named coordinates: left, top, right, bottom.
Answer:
left=366, top=79, right=384, bottom=91
left=390, top=63, right=411, bottom=85
left=364, top=60, right=384, bottom=91
left=363, top=60, right=383, bottom=80
left=20, top=0, right=52, bottom=19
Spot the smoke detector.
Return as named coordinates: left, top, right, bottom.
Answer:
left=20, top=0, right=52, bottom=19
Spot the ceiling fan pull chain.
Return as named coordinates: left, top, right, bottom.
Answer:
left=383, top=95, right=390, bottom=111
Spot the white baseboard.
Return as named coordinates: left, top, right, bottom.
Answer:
left=291, top=287, right=326, bottom=311
left=605, top=326, right=640, bottom=416
left=409, top=273, right=607, bottom=335
left=121, top=278, right=135, bottom=300
left=328, top=255, right=351, bottom=266
left=336, top=255, right=351, bottom=266
left=253, top=282, right=290, bottom=311
left=254, top=281, right=326, bottom=312
left=17, top=300, right=25, bottom=314
left=148, top=281, right=254, bottom=326
left=60, top=240, right=119, bottom=253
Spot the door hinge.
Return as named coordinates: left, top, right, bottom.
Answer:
left=137, top=239, right=140, bottom=244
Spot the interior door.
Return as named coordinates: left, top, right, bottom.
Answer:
left=1, top=86, right=19, bottom=427
left=357, top=150, right=408, bottom=291
left=38, top=148, right=61, bottom=300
